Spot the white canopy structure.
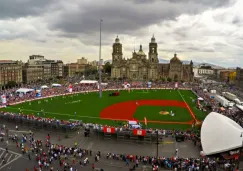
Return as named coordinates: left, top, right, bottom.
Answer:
left=236, top=104, right=243, bottom=111
left=201, top=112, right=243, bottom=155
left=51, top=83, right=61, bottom=87
left=80, top=80, right=98, bottom=84
left=198, top=97, right=204, bottom=101
left=16, top=88, right=35, bottom=94
left=41, top=85, right=49, bottom=89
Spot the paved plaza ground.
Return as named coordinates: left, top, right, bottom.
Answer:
left=0, top=121, right=201, bottom=171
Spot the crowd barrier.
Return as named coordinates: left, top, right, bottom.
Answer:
left=0, top=113, right=81, bottom=132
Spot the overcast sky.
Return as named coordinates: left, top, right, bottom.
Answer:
left=0, top=0, right=242, bottom=67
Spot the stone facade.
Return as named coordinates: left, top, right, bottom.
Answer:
left=111, top=36, right=194, bottom=81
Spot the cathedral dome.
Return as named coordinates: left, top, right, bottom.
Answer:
left=137, top=44, right=146, bottom=56
left=170, top=53, right=181, bottom=62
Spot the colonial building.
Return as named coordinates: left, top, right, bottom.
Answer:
left=0, top=60, right=23, bottom=86
left=27, top=55, right=64, bottom=80
left=236, top=67, right=243, bottom=88
left=22, top=64, right=43, bottom=83
left=111, top=36, right=194, bottom=81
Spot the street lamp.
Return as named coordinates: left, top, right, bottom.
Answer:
left=98, top=19, right=103, bottom=98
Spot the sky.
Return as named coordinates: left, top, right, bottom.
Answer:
left=0, top=0, right=242, bottom=68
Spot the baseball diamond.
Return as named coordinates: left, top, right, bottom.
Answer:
left=0, top=89, right=206, bottom=130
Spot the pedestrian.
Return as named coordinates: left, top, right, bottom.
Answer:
left=28, top=153, right=31, bottom=160
left=92, top=163, right=95, bottom=170
left=16, top=125, right=18, bottom=130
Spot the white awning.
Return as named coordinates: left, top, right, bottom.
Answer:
left=51, top=83, right=61, bottom=87
left=201, top=112, right=243, bottom=155
left=80, top=80, right=98, bottom=84
left=236, top=104, right=243, bottom=111
left=41, top=85, right=49, bottom=89
left=198, top=97, right=204, bottom=101
left=16, top=88, right=35, bottom=94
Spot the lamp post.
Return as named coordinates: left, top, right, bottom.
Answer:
left=156, top=130, right=159, bottom=158
left=98, top=19, right=103, bottom=98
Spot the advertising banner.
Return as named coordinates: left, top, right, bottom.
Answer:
left=1, top=95, right=7, bottom=106
left=103, top=127, right=115, bottom=134
left=133, top=129, right=146, bottom=136
left=35, top=90, right=42, bottom=98
left=69, top=84, right=73, bottom=93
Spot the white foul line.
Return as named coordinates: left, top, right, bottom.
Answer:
left=6, top=107, right=100, bottom=119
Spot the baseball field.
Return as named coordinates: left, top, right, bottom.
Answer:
left=0, top=89, right=207, bottom=130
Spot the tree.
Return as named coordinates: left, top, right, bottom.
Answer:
left=6, top=81, right=17, bottom=88
left=104, top=62, right=112, bottom=75
left=167, top=77, right=172, bottom=82
left=161, top=78, right=165, bottom=82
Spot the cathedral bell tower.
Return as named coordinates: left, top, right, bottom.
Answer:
left=148, top=35, right=158, bottom=63
left=112, top=36, right=123, bottom=64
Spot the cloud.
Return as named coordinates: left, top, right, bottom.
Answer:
left=48, top=0, right=231, bottom=43
left=0, top=0, right=243, bottom=68
left=0, top=0, right=56, bottom=19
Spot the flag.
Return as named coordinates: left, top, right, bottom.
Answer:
left=133, top=129, right=146, bottom=136
left=103, top=127, right=115, bottom=134
left=144, top=117, right=147, bottom=126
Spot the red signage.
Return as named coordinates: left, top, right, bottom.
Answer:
left=133, top=129, right=146, bottom=136
left=103, top=127, right=115, bottom=134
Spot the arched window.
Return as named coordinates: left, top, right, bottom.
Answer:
left=152, top=58, right=154, bottom=62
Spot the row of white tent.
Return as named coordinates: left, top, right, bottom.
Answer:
left=15, top=80, right=110, bottom=94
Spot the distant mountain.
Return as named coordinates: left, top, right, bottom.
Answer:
left=194, top=62, right=225, bottom=69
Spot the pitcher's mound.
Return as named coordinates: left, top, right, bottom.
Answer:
left=159, top=111, right=169, bottom=115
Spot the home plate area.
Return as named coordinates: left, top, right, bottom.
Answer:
left=0, top=147, right=21, bottom=170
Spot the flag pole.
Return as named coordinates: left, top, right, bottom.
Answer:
left=99, top=19, right=103, bottom=98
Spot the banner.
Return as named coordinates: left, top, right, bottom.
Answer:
left=103, top=127, right=115, bottom=134
left=1, top=95, right=7, bottom=106
left=35, top=90, right=42, bottom=98
left=144, top=117, right=147, bottom=126
left=69, top=84, right=73, bottom=93
left=133, top=129, right=146, bottom=136
left=147, top=82, right=152, bottom=88
left=175, top=82, right=178, bottom=88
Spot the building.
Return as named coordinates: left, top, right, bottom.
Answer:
left=67, top=62, right=86, bottom=77
left=27, top=55, right=63, bottom=80
left=0, top=60, right=23, bottom=86
left=111, top=36, right=194, bottom=81
left=197, top=65, right=214, bottom=75
left=22, top=64, right=43, bottom=83
left=77, top=57, right=88, bottom=65
left=219, top=70, right=232, bottom=82
left=236, top=67, right=243, bottom=88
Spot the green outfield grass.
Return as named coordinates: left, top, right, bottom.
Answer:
left=0, top=89, right=207, bottom=129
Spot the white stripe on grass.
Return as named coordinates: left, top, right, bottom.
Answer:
left=6, top=107, right=100, bottom=119
left=177, top=90, right=197, bottom=121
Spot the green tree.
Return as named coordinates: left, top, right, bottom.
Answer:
left=6, top=81, right=17, bottom=88
left=104, top=62, right=112, bottom=75
left=161, top=78, right=165, bottom=82
left=167, top=77, right=172, bottom=82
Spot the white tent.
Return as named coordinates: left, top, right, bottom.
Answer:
left=201, top=112, right=243, bottom=155
left=80, top=80, right=98, bottom=84
left=16, top=88, right=35, bottom=94
left=236, top=104, right=243, bottom=111
left=198, top=97, right=204, bottom=101
left=41, top=85, right=49, bottom=89
left=51, top=83, right=61, bottom=87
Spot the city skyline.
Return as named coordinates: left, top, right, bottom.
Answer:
left=0, top=0, right=242, bottom=67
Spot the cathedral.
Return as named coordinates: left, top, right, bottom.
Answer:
left=111, top=36, right=194, bottom=81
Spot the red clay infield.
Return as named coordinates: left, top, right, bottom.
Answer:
left=100, top=100, right=198, bottom=125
